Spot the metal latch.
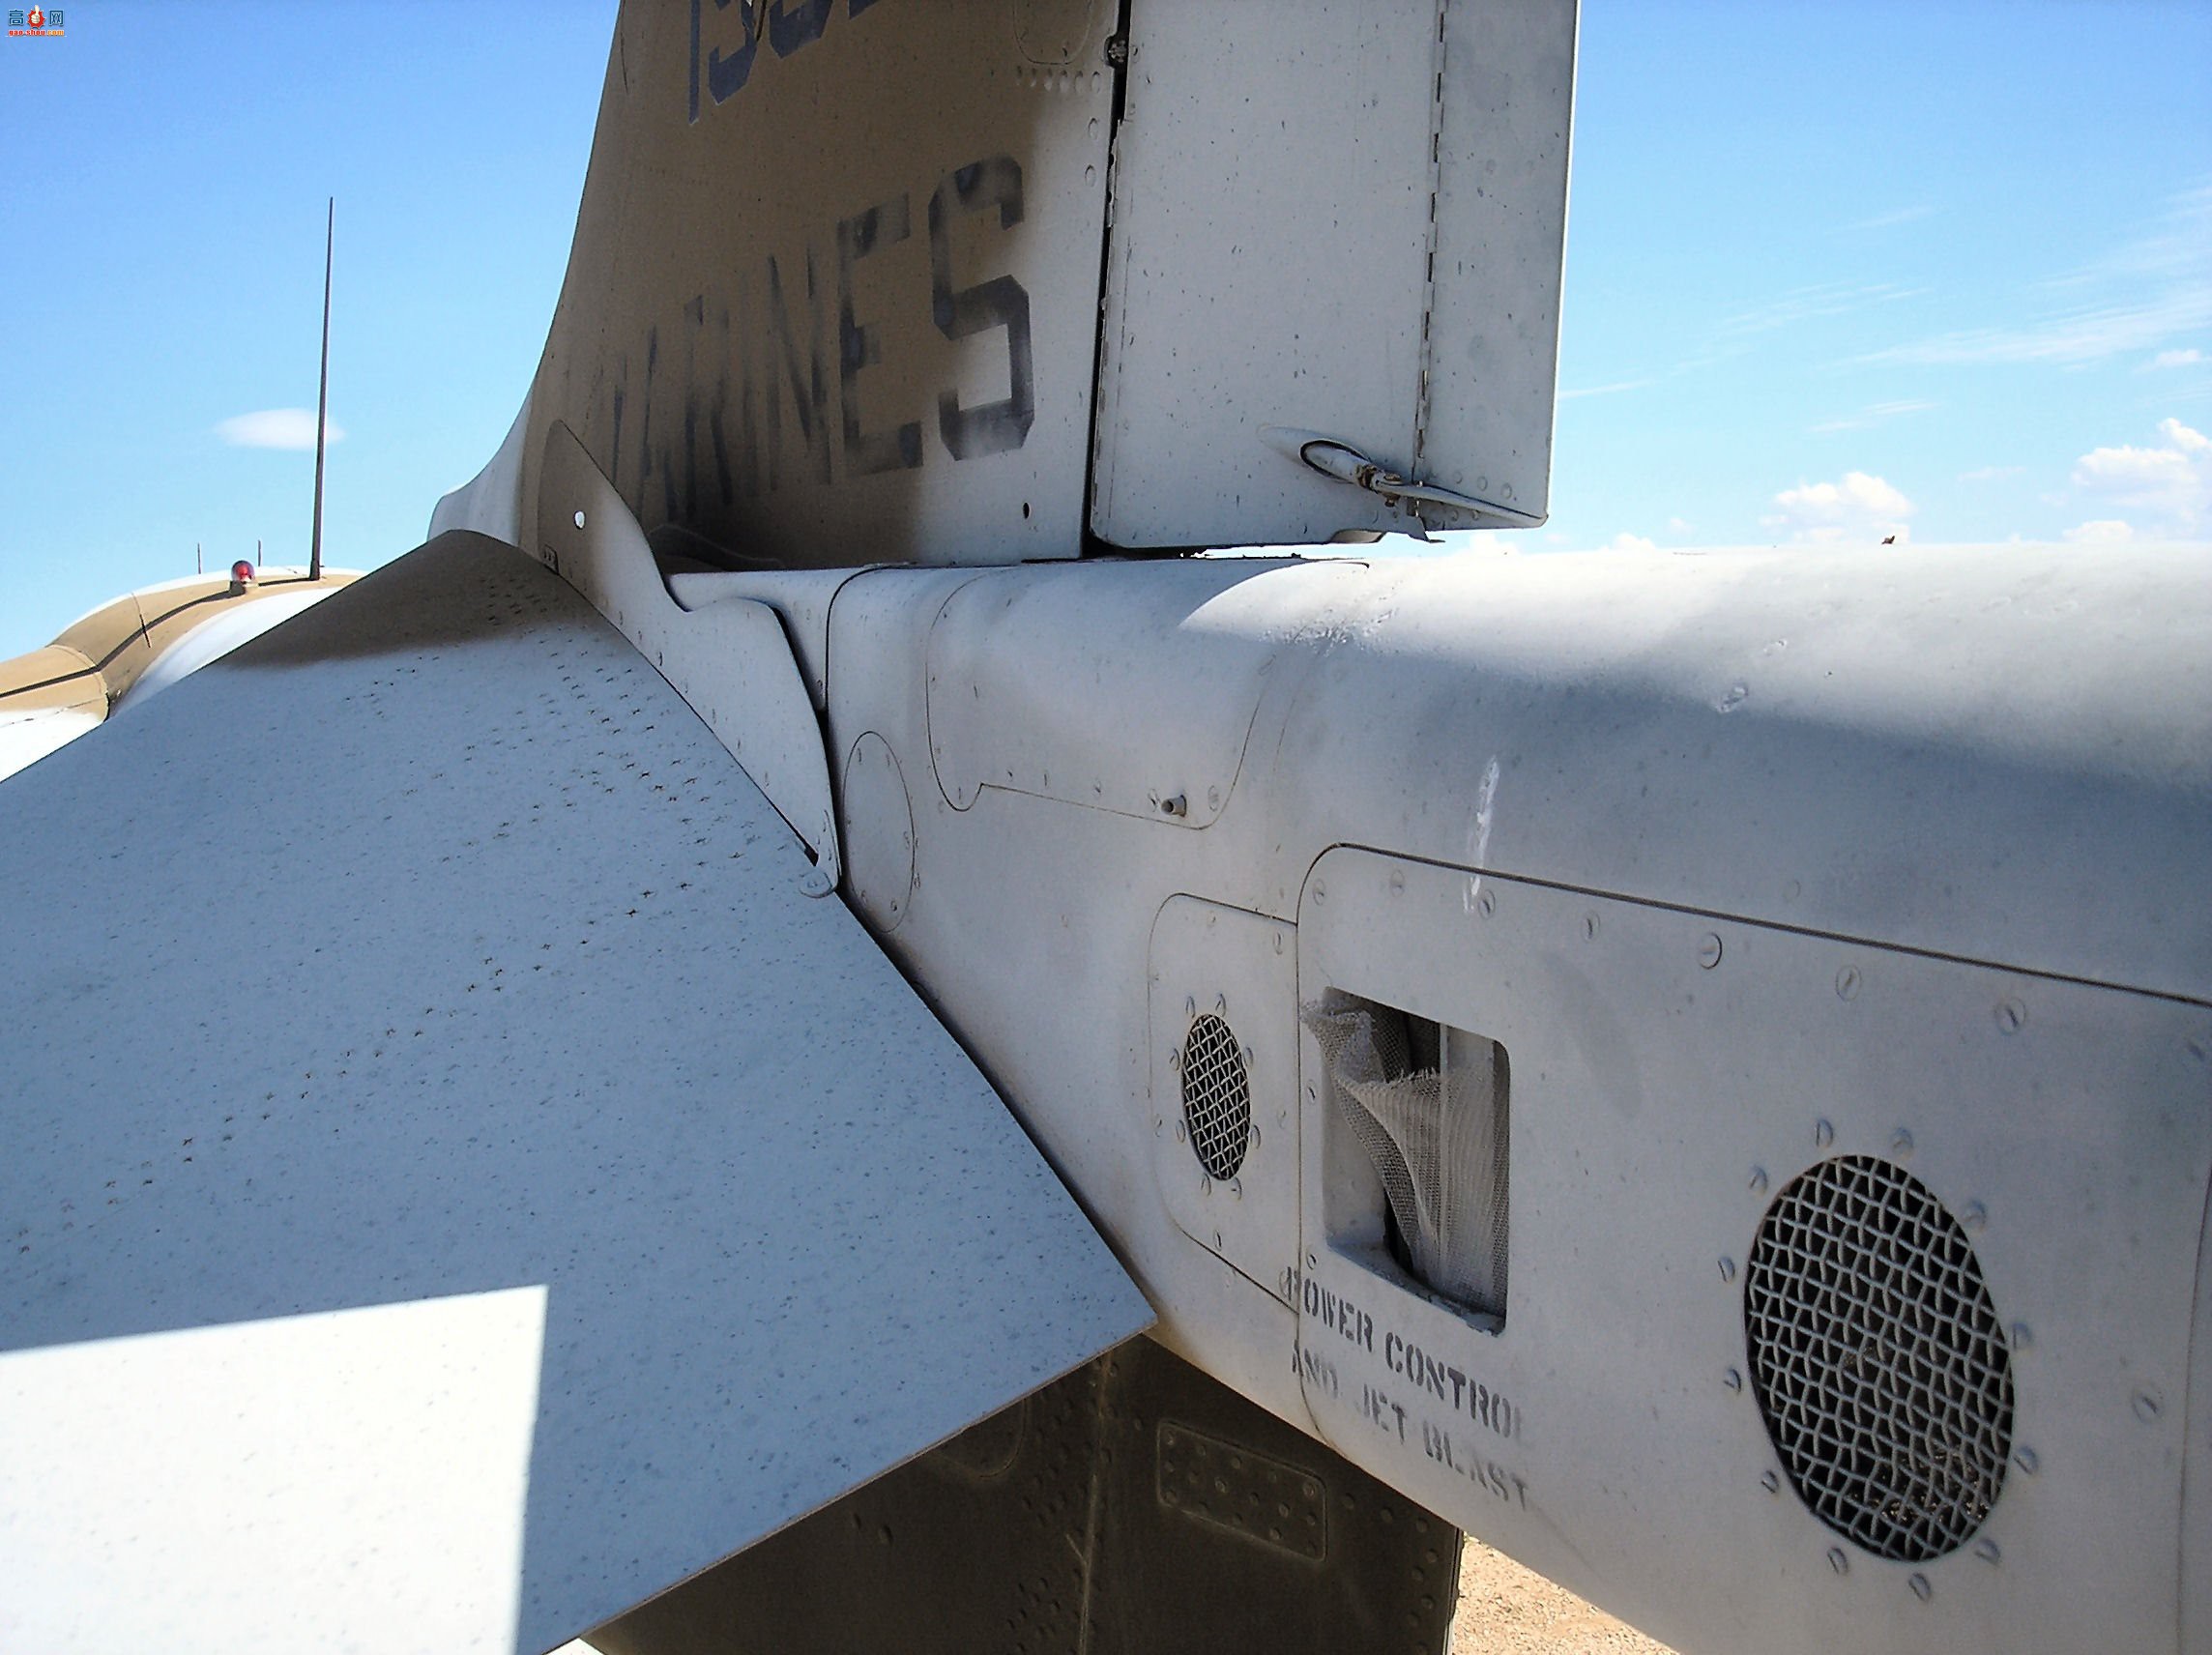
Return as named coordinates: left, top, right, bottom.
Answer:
left=1261, top=427, right=1541, bottom=529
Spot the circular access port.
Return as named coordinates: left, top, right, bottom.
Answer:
left=1744, top=1153, right=2013, bottom=1562
left=1179, top=1013, right=1251, bottom=1182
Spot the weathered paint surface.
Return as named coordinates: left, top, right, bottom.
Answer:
left=0, top=534, right=1148, bottom=1654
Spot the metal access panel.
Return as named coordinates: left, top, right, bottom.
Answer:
left=1294, top=848, right=2212, bottom=1655
left=1091, top=0, right=1576, bottom=547
left=1147, top=897, right=1301, bottom=1302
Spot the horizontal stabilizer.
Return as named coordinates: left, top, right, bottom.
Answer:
left=0, top=534, right=1150, bottom=1653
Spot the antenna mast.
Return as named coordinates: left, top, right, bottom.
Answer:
left=309, top=197, right=334, bottom=583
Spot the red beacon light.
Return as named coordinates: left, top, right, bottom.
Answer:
left=228, top=560, right=257, bottom=594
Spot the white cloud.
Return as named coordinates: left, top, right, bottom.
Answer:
left=1811, top=398, right=1937, bottom=434
left=1558, top=379, right=1652, bottom=401
left=2148, top=347, right=2204, bottom=369
left=1863, top=182, right=2211, bottom=367
left=1666, top=516, right=1694, bottom=535
left=1719, top=281, right=1923, bottom=343
left=2070, top=418, right=2210, bottom=531
left=1882, top=291, right=2212, bottom=366
left=1763, top=471, right=1916, bottom=543
left=217, top=409, right=344, bottom=450
left=1603, top=532, right=1659, bottom=555
left=2063, top=519, right=2137, bottom=545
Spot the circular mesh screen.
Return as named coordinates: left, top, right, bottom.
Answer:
left=1743, top=1154, right=2013, bottom=1562
left=1180, top=1014, right=1251, bottom=1182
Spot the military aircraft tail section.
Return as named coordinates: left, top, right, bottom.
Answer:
left=434, top=0, right=1575, bottom=567
left=23, top=5, right=2212, bottom=1654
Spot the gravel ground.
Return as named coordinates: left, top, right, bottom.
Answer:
left=1451, top=1541, right=1677, bottom=1655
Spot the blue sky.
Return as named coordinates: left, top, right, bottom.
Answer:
left=1511, top=0, right=2212, bottom=559
left=2, top=1, right=2207, bottom=659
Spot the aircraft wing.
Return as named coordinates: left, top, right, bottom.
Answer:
left=0, top=531, right=1150, bottom=1654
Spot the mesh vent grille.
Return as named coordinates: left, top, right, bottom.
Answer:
left=1180, top=1014, right=1251, bottom=1181
left=1744, top=1154, right=2012, bottom=1562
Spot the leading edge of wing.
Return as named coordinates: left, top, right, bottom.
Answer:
left=0, top=532, right=1151, bottom=1654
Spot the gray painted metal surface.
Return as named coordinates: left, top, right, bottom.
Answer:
left=0, top=534, right=1149, bottom=1653
left=537, top=421, right=843, bottom=885
left=665, top=568, right=863, bottom=712
left=803, top=540, right=2211, bottom=1655
left=1147, top=897, right=1300, bottom=1305
left=0, top=705, right=102, bottom=783
left=1091, top=0, right=1574, bottom=545
left=1420, top=1, right=1577, bottom=521
left=839, top=731, right=918, bottom=937
left=431, top=390, right=532, bottom=545
left=922, top=557, right=1354, bottom=827
left=1300, top=849, right=2210, bottom=1655
left=438, top=1, right=1122, bottom=571
left=114, top=586, right=344, bottom=712
left=2189, top=1190, right=2212, bottom=1655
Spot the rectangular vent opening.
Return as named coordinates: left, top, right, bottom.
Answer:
left=1305, top=991, right=1509, bottom=1325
